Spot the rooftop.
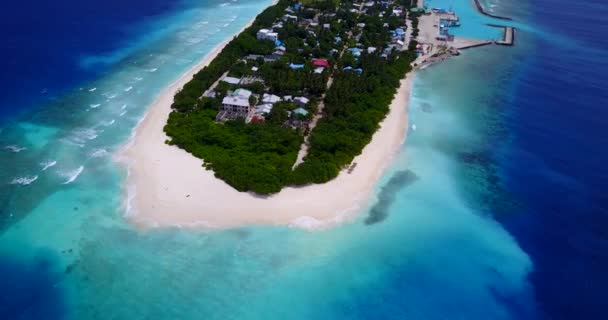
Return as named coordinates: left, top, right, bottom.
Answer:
left=222, top=96, right=250, bottom=107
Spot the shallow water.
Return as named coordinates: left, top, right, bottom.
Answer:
left=1, top=0, right=606, bottom=319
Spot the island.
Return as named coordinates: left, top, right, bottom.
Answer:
left=164, top=0, right=417, bottom=194
left=122, top=0, right=512, bottom=229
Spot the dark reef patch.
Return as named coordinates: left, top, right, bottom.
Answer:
left=364, top=170, right=418, bottom=225
left=421, top=102, right=433, bottom=113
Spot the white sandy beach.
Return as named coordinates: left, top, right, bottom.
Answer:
left=121, top=16, right=414, bottom=230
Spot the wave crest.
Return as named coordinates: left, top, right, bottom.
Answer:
left=11, top=175, right=38, bottom=185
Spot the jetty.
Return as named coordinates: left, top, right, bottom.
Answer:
left=452, top=38, right=493, bottom=50
left=496, top=26, right=515, bottom=46
left=472, top=0, right=513, bottom=20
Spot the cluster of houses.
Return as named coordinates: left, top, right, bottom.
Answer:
left=213, top=3, right=337, bottom=124
left=210, top=0, right=417, bottom=127
left=341, top=1, right=413, bottom=67
left=216, top=81, right=312, bottom=125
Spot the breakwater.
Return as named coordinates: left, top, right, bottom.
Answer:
left=472, top=0, right=513, bottom=20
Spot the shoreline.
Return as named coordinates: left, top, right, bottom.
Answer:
left=119, top=2, right=414, bottom=231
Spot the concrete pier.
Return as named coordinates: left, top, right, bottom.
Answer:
left=452, top=38, right=493, bottom=50
left=472, top=0, right=513, bottom=20
left=488, top=25, right=515, bottom=46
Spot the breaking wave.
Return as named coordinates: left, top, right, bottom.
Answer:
left=4, top=145, right=26, bottom=153
left=61, top=166, right=84, bottom=185
left=89, top=148, right=108, bottom=158
left=11, top=175, right=38, bottom=185
left=41, top=160, right=57, bottom=171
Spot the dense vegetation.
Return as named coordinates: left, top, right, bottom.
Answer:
left=170, top=0, right=290, bottom=112
left=290, top=50, right=416, bottom=185
left=165, top=109, right=302, bottom=194
left=165, top=0, right=418, bottom=194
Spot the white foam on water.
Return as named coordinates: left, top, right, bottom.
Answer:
left=99, top=119, right=116, bottom=127
left=186, top=37, right=205, bottom=45
left=4, top=145, right=26, bottom=153
left=119, top=111, right=127, bottom=117
left=223, top=23, right=230, bottom=27
left=134, top=77, right=144, bottom=81
left=289, top=216, right=324, bottom=230
left=89, top=148, right=108, bottom=158
left=124, top=183, right=138, bottom=217
left=90, top=104, right=101, bottom=109
left=121, top=104, right=128, bottom=110
left=41, top=160, right=57, bottom=171
left=88, top=87, right=97, bottom=92
left=10, top=175, right=38, bottom=185
left=219, top=2, right=230, bottom=7
left=124, top=86, right=133, bottom=92
left=61, top=166, right=84, bottom=184
left=69, top=128, right=101, bottom=145
left=60, top=138, right=85, bottom=148
left=147, top=68, right=158, bottom=73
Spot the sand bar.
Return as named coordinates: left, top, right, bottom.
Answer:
left=120, top=15, right=414, bottom=231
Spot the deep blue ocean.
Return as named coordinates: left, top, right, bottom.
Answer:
left=0, top=0, right=192, bottom=118
left=0, top=0, right=607, bottom=319
left=494, top=0, right=608, bottom=317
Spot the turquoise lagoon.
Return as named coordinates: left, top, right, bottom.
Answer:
left=0, top=0, right=540, bottom=319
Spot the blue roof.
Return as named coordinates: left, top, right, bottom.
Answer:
left=275, top=39, right=283, bottom=47
left=293, top=107, right=309, bottom=116
left=289, top=63, right=305, bottom=69
left=294, top=3, right=302, bottom=9
left=344, top=66, right=363, bottom=73
left=349, top=48, right=362, bottom=56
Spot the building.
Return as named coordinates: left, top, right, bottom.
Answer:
left=256, top=29, right=279, bottom=42
left=262, top=94, right=281, bottom=104
left=264, top=54, right=282, bottom=62
left=283, top=14, right=298, bottom=22
left=314, top=67, right=325, bottom=74
left=289, top=63, right=305, bottom=70
left=221, top=89, right=252, bottom=114
left=349, top=48, right=362, bottom=57
left=255, top=104, right=273, bottom=114
left=393, top=28, right=405, bottom=38
left=293, top=107, right=309, bottom=117
left=246, top=54, right=264, bottom=61
left=294, top=96, right=309, bottom=107
left=221, top=76, right=241, bottom=85
left=234, top=88, right=252, bottom=98
left=344, top=66, right=363, bottom=74
left=312, top=58, right=329, bottom=68
left=250, top=115, right=266, bottom=123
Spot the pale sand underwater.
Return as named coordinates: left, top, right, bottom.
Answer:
left=120, top=8, right=413, bottom=231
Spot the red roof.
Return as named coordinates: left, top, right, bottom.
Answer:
left=312, top=59, right=329, bottom=67
left=251, top=115, right=265, bottom=123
